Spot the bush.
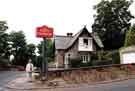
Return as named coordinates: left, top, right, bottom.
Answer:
left=35, top=56, right=42, bottom=67
left=91, top=50, right=120, bottom=66
left=69, top=57, right=82, bottom=68
left=92, top=60, right=112, bottom=66
left=101, top=50, right=120, bottom=64
left=69, top=57, right=92, bottom=68
left=91, top=52, right=98, bottom=60
left=0, top=57, right=9, bottom=66
left=112, top=50, right=120, bottom=64
left=124, top=24, right=135, bottom=47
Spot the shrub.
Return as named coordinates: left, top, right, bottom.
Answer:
left=0, top=57, right=9, bottom=66
left=124, top=24, right=135, bottom=47
left=69, top=57, right=82, bottom=68
left=91, top=50, right=120, bottom=66
left=69, top=57, right=92, bottom=68
left=112, top=50, right=120, bottom=64
left=92, top=60, right=112, bottom=66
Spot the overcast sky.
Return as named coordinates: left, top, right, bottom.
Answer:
left=0, top=0, right=135, bottom=44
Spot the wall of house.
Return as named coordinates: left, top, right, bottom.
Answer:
left=55, top=30, right=99, bottom=68
left=66, top=31, right=97, bottom=57
left=65, top=31, right=97, bottom=65
left=55, top=50, right=65, bottom=67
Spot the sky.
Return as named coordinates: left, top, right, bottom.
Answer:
left=0, top=0, right=135, bottom=44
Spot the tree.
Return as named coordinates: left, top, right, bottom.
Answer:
left=0, top=21, right=8, bottom=32
left=37, top=39, right=55, bottom=63
left=9, top=31, right=27, bottom=66
left=26, top=43, right=36, bottom=65
left=26, top=43, right=36, bottom=58
left=124, top=24, right=135, bottom=46
left=0, top=21, right=11, bottom=66
left=0, top=21, right=9, bottom=58
left=92, top=0, right=134, bottom=50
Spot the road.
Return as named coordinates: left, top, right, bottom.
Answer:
left=0, top=71, right=25, bottom=91
left=8, top=79, right=135, bottom=91
left=1, top=71, right=135, bottom=91
left=53, top=79, right=135, bottom=91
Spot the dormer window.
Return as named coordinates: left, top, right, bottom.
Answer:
left=78, top=37, right=93, bottom=51
left=83, top=39, right=88, bottom=46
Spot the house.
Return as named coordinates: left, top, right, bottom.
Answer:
left=54, top=27, right=104, bottom=68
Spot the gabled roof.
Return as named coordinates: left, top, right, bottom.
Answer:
left=54, top=36, right=72, bottom=49
left=55, top=27, right=104, bottom=50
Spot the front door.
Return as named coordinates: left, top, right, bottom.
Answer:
left=64, top=53, right=70, bottom=68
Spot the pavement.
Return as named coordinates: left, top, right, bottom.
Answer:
left=5, top=74, right=135, bottom=91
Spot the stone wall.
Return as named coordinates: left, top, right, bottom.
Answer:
left=48, top=64, right=135, bottom=84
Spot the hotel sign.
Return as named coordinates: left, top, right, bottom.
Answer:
left=36, top=25, right=53, bottom=38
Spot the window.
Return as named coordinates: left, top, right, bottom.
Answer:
left=83, top=39, right=88, bottom=46
left=81, top=55, right=89, bottom=63
left=78, top=37, right=93, bottom=51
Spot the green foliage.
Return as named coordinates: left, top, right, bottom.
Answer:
left=69, top=57, right=82, bottom=68
left=37, top=39, right=55, bottom=63
left=26, top=43, right=36, bottom=66
left=0, top=21, right=8, bottom=32
left=124, top=24, right=135, bottom=46
left=9, top=31, right=27, bottom=66
left=0, top=33, right=10, bottom=57
left=26, top=43, right=36, bottom=57
left=0, top=21, right=10, bottom=65
left=0, top=57, right=9, bottom=65
left=0, top=21, right=37, bottom=67
left=0, top=21, right=9, bottom=56
left=9, top=31, right=26, bottom=48
left=112, top=50, right=120, bottom=64
left=91, top=50, right=120, bottom=65
left=92, top=0, right=134, bottom=50
left=36, top=55, right=42, bottom=67
left=69, top=57, right=92, bottom=68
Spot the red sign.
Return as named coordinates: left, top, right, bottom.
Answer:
left=36, top=25, right=53, bottom=38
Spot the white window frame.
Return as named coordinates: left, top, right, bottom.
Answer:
left=81, top=54, right=90, bottom=63
left=78, top=37, right=93, bottom=51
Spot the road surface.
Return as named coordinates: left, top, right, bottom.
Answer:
left=0, top=71, right=25, bottom=91
left=53, top=79, right=135, bottom=91
left=1, top=71, right=135, bottom=91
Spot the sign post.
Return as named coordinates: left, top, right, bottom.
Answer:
left=36, top=25, right=53, bottom=80
left=42, top=37, right=48, bottom=80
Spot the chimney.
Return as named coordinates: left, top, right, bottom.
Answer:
left=67, top=33, right=73, bottom=37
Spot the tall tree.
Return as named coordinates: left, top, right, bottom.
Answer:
left=37, top=39, right=54, bottom=63
left=124, top=24, right=135, bottom=47
left=0, top=21, right=8, bottom=32
left=0, top=21, right=9, bottom=58
left=92, top=0, right=134, bottom=50
left=26, top=43, right=36, bottom=58
left=9, top=31, right=27, bottom=66
left=26, top=43, right=36, bottom=64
